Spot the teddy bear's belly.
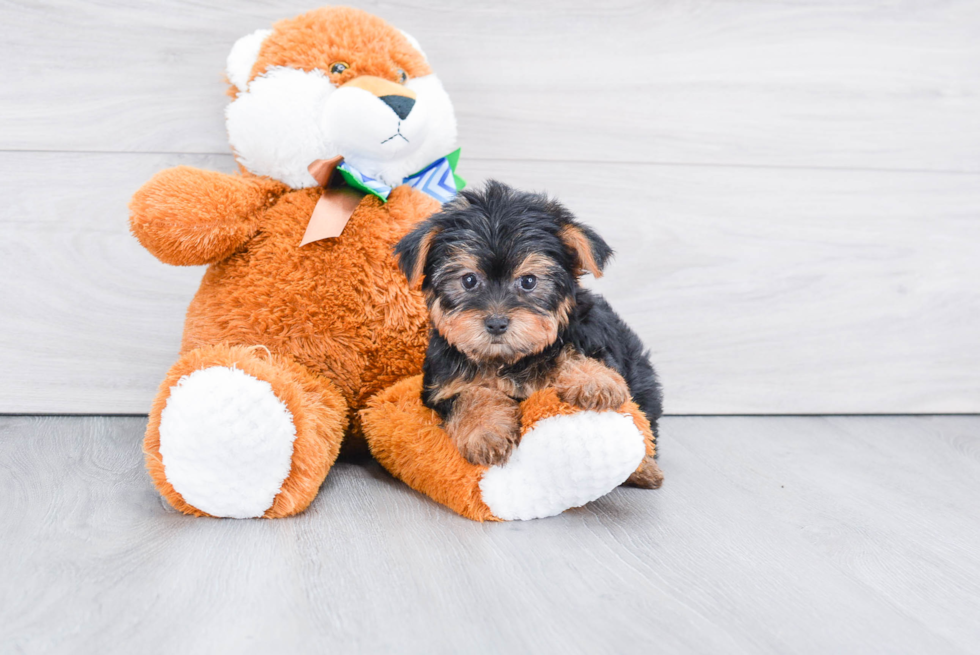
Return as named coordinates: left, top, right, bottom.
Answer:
left=179, top=189, right=431, bottom=410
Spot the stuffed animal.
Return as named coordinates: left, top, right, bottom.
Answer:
left=131, top=6, right=658, bottom=521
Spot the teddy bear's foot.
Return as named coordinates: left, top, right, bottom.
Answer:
left=479, top=410, right=646, bottom=520
left=145, top=345, right=348, bottom=518
left=362, top=377, right=655, bottom=521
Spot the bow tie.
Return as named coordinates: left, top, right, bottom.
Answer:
left=337, top=148, right=465, bottom=205
left=300, top=149, right=465, bottom=246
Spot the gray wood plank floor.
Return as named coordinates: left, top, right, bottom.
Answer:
left=2, top=416, right=978, bottom=654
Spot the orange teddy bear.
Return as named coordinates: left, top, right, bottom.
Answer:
left=131, top=6, right=657, bottom=522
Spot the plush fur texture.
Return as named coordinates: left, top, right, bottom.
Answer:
left=361, top=376, right=499, bottom=522
left=394, top=181, right=664, bottom=476
left=144, top=344, right=348, bottom=518
left=225, top=7, right=456, bottom=188
left=227, top=29, right=273, bottom=92
left=130, top=167, right=288, bottom=266
left=133, top=6, right=661, bottom=519
left=479, top=410, right=645, bottom=521
left=133, top=7, right=448, bottom=517
left=133, top=180, right=439, bottom=444
left=361, top=376, right=657, bottom=521
left=159, top=364, right=299, bottom=518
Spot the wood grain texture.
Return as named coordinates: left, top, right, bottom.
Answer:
left=1, top=152, right=977, bottom=414
left=1, top=1, right=978, bottom=413
left=1, top=0, right=978, bottom=171
left=1, top=415, right=978, bottom=654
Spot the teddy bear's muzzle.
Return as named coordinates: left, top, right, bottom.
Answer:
left=342, top=75, right=418, bottom=121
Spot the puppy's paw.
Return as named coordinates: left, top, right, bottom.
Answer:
left=624, top=455, right=664, bottom=489
left=555, top=356, right=631, bottom=411
left=446, top=386, right=521, bottom=467
left=454, top=426, right=519, bottom=467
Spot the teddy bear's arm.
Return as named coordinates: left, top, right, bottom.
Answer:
left=129, top=166, right=289, bottom=266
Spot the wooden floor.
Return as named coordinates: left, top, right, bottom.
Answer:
left=2, top=415, right=978, bottom=654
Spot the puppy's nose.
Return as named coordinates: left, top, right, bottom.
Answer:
left=379, top=95, right=415, bottom=120
left=484, top=315, right=510, bottom=336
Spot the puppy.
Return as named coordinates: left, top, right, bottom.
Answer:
left=395, top=181, right=663, bottom=488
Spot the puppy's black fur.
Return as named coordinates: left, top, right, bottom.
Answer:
left=395, top=181, right=663, bottom=454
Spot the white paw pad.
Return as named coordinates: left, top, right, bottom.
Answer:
left=158, top=366, right=297, bottom=518
left=478, top=411, right=646, bottom=521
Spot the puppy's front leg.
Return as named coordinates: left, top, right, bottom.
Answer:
left=553, top=351, right=631, bottom=412
left=444, top=386, right=521, bottom=467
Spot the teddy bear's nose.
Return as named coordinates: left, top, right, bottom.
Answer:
left=379, top=95, right=415, bottom=120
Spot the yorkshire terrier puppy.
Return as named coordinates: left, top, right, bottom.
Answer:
left=395, top=181, right=663, bottom=488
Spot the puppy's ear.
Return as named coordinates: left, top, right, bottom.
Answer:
left=394, top=220, right=440, bottom=287
left=548, top=201, right=613, bottom=278
left=560, top=223, right=612, bottom=277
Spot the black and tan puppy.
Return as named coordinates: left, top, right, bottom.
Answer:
left=395, top=181, right=663, bottom=488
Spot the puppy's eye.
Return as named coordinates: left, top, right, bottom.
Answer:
left=461, top=274, right=479, bottom=290
left=330, top=62, right=349, bottom=75
left=397, top=68, right=408, bottom=83
left=519, top=275, right=537, bottom=291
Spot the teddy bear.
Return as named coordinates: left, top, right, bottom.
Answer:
left=131, top=6, right=659, bottom=522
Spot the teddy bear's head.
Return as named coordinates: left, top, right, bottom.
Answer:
left=225, top=7, right=457, bottom=190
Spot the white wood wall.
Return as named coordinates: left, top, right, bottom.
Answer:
left=1, top=1, right=978, bottom=414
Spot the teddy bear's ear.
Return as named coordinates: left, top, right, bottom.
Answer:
left=394, top=220, right=440, bottom=288
left=226, top=28, right=273, bottom=92
left=398, top=29, right=427, bottom=61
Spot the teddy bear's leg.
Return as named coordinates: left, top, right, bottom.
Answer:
left=144, top=344, right=348, bottom=518
left=361, top=376, right=654, bottom=521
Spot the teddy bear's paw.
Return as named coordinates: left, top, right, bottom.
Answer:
left=158, top=365, right=298, bottom=518
left=478, top=411, right=646, bottom=521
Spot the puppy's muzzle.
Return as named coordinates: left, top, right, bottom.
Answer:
left=342, top=75, right=417, bottom=120
left=484, top=314, right=510, bottom=336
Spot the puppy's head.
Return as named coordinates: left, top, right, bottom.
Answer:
left=395, top=181, right=612, bottom=363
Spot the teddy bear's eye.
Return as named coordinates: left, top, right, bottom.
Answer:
left=330, top=62, right=349, bottom=75
left=397, top=68, right=408, bottom=84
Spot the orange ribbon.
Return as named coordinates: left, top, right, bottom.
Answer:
left=300, top=156, right=366, bottom=246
